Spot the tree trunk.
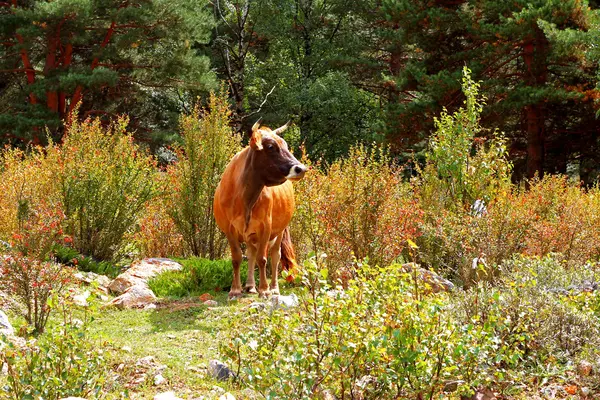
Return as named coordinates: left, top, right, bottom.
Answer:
left=522, top=29, right=548, bottom=181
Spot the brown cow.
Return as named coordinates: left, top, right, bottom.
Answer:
left=213, top=120, right=307, bottom=298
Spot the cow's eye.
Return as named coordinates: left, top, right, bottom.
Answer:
left=267, top=144, right=275, bottom=151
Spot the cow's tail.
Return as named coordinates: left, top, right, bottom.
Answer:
left=280, top=227, right=299, bottom=282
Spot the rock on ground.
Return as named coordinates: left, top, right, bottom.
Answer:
left=271, top=293, right=299, bottom=309
left=154, top=392, right=183, bottom=400
left=0, top=310, right=14, bottom=335
left=400, top=263, right=455, bottom=294
left=208, top=359, right=235, bottom=381
left=108, top=284, right=157, bottom=309
left=108, top=258, right=182, bottom=295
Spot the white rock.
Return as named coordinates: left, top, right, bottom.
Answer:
left=203, top=300, right=218, bottom=307
left=271, top=293, right=299, bottom=309
left=154, top=391, right=183, bottom=400
left=122, top=346, right=132, bottom=353
left=73, top=290, right=90, bottom=307
left=0, top=310, right=14, bottom=335
left=136, top=355, right=156, bottom=367
left=154, top=374, right=167, bottom=386
left=144, top=303, right=157, bottom=310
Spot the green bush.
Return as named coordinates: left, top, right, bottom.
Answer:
left=222, top=257, right=534, bottom=399
left=166, top=91, right=242, bottom=259
left=49, top=116, right=160, bottom=261
left=418, top=66, right=511, bottom=211
left=149, top=258, right=249, bottom=298
left=0, top=319, right=114, bottom=399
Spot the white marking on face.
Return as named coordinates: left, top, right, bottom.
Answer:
left=286, top=164, right=307, bottom=179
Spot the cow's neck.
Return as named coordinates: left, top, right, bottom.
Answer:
left=241, top=153, right=265, bottom=230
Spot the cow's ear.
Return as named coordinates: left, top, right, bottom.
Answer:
left=250, top=129, right=263, bottom=151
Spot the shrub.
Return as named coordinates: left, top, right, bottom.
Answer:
left=453, top=255, right=600, bottom=364
left=0, top=147, right=61, bottom=242
left=222, top=258, right=532, bottom=399
left=291, top=145, right=423, bottom=283
left=149, top=257, right=248, bottom=298
left=0, top=202, right=73, bottom=334
left=133, top=190, right=186, bottom=258
left=166, top=91, right=242, bottom=259
left=50, top=116, right=159, bottom=261
left=0, top=309, right=114, bottom=399
left=418, top=67, right=511, bottom=212
left=419, top=176, right=600, bottom=285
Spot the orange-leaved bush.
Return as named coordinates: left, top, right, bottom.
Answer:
left=419, top=176, right=600, bottom=286
left=0, top=147, right=61, bottom=242
left=291, top=144, right=423, bottom=283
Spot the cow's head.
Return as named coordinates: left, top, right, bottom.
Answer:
left=249, top=119, right=308, bottom=186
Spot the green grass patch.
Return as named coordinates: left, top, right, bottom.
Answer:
left=149, top=258, right=249, bottom=298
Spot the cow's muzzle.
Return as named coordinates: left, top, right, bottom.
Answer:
left=286, top=164, right=308, bottom=181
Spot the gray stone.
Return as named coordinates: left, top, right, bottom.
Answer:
left=154, top=392, right=183, bottom=400
left=208, top=359, right=235, bottom=381
left=0, top=310, right=14, bottom=335
left=400, top=263, right=455, bottom=293
left=154, top=374, right=167, bottom=386
left=247, top=302, right=266, bottom=311
left=271, top=293, right=299, bottom=309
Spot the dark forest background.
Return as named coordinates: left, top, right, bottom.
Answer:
left=2, top=0, right=600, bottom=183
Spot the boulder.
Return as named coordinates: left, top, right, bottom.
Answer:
left=73, top=271, right=112, bottom=288
left=108, top=284, right=157, bottom=309
left=0, top=310, right=14, bottom=336
left=208, top=359, right=235, bottom=381
left=108, top=258, right=182, bottom=295
left=271, top=293, right=299, bottom=309
left=154, top=392, right=183, bottom=400
left=400, top=263, right=454, bottom=294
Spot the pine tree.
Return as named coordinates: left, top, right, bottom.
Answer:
left=0, top=0, right=215, bottom=145
left=345, top=0, right=600, bottom=182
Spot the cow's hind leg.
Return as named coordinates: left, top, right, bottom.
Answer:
left=269, top=234, right=284, bottom=295
left=227, top=234, right=243, bottom=299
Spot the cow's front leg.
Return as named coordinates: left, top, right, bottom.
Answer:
left=245, top=243, right=257, bottom=294
left=227, top=234, right=243, bottom=299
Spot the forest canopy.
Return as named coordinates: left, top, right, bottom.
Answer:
left=1, top=0, right=600, bottom=183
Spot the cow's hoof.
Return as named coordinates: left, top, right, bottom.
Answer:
left=258, top=290, right=271, bottom=299
left=244, top=286, right=257, bottom=294
left=228, top=290, right=243, bottom=300
left=270, top=286, right=280, bottom=295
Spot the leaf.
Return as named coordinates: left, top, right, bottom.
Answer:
left=407, top=239, right=419, bottom=249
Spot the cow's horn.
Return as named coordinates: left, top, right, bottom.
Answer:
left=274, top=120, right=291, bottom=136
left=251, top=118, right=262, bottom=132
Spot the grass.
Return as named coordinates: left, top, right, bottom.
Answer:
left=149, top=258, right=250, bottom=298
left=86, top=290, right=246, bottom=399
